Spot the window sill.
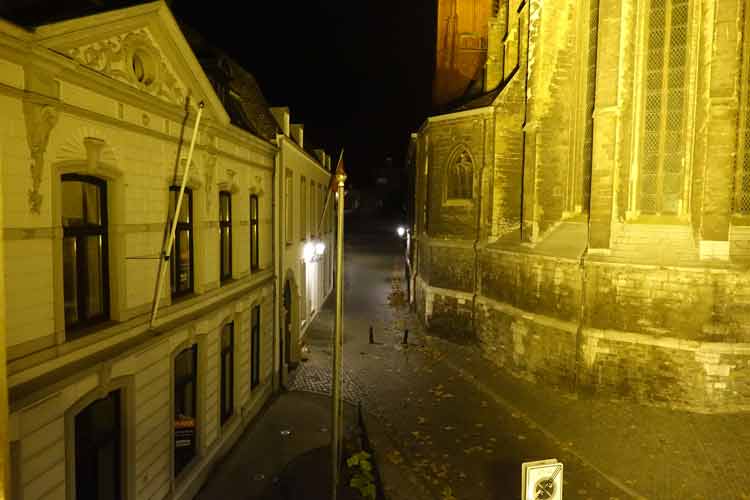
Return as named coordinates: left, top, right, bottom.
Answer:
left=65, top=319, right=117, bottom=342
left=623, top=213, right=689, bottom=225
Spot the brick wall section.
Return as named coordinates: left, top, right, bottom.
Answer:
left=425, top=117, right=483, bottom=239
left=428, top=243, right=475, bottom=292
left=476, top=300, right=577, bottom=389
left=480, top=249, right=581, bottom=323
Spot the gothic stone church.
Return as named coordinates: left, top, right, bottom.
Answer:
left=410, top=0, right=750, bottom=412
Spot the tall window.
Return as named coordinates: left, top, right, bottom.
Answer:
left=300, top=177, right=307, bottom=240
left=579, top=0, right=600, bottom=213
left=62, top=174, right=109, bottom=332
left=174, top=345, right=197, bottom=477
left=219, top=191, right=232, bottom=282
left=75, top=389, right=121, bottom=500
left=220, top=323, right=234, bottom=425
left=169, top=187, right=193, bottom=296
left=250, top=195, right=259, bottom=271
left=250, top=305, right=260, bottom=390
left=285, top=173, right=293, bottom=244
left=310, top=179, right=315, bottom=237
left=640, top=0, right=690, bottom=214
left=735, top=12, right=750, bottom=213
left=445, top=146, right=474, bottom=201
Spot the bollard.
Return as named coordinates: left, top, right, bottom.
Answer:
left=402, top=329, right=409, bottom=345
left=369, top=326, right=374, bottom=344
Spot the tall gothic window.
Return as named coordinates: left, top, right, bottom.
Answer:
left=580, top=0, right=600, bottom=213
left=445, top=146, right=474, bottom=201
left=735, top=10, right=750, bottom=213
left=640, top=0, right=690, bottom=215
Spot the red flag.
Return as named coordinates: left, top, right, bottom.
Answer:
left=328, top=150, right=344, bottom=192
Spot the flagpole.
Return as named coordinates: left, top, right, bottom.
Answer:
left=318, top=149, right=343, bottom=236
left=150, top=101, right=205, bottom=328
left=331, top=156, right=347, bottom=500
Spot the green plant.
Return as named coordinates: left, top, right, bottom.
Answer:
left=346, top=450, right=376, bottom=500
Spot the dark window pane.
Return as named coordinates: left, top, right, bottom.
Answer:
left=221, top=227, right=231, bottom=278
left=63, top=237, right=78, bottom=326
left=169, top=189, right=191, bottom=223
left=220, top=324, right=234, bottom=424
left=174, top=346, right=197, bottom=477
left=62, top=176, right=108, bottom=331
left=85, top=236, right=104, bottom=319
left=75, top=390, right=120, bottom=500
left=220, top=192, right=231, bottom=221
left=175, top=230, right=191, bottom=293
left=62, top=181, right=84, bottom=226
left=84, top=182, right=101, bottom=225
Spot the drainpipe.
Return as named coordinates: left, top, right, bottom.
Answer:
left=472, top=115, right=488, bottom=337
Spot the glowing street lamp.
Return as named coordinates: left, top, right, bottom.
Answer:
left=397, top=226, right=406, bottom=238
left=303, top=242, right=315, bottom=263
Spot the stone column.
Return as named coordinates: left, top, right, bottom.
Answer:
left=696, top=0, right=742, bottom=260
left=589, top=0, right=627, bottom=250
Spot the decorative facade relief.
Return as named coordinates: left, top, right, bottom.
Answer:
left=23, top=100, right=59, bottom=214
left=68, top=28, right=188, bottom=106
left=204, top=153, right=217, bottom=214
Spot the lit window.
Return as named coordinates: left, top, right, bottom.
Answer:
left=639, top=0, right=690, bottom=214
left=169, top=187, right=193, bottom=296
left=174, top=345, right=197, bottom=476
left=300, top=177, right=307, bottom=241
left=219, top=191, right=232, bottom=282
left=62, top=174, right=109, bottom=333
left=735, top=11, right=750, bottom=213
left=250, top=195, right=259, bottom=271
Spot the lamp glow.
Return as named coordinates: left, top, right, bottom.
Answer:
left=315, top=241, right=326, bottom=256
left=397, top=226, right=406, bottom=237
left=303, top=242, right=315, bottom=262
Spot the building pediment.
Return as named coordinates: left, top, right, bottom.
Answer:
left=33, top=1, right=228, bottom=124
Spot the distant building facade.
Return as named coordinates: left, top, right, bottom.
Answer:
left=412, top=0, right=750, bottom=412
left=0, top=2, right=332, bottom=499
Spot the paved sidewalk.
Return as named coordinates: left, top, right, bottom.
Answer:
left=195, top=391, right=361, bottom=500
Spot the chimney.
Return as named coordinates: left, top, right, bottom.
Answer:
left=290, top=124, right=304, bottom=148
left=313, top=148, right=326, bottom=165
left=269, top=107, right=290, bottom=136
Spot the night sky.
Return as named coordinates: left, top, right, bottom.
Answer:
left=171, top=0, right=436, bottom=187
left=0, top=0, right=437, bottom=187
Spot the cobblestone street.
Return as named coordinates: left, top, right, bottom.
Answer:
left=286, top=217, right=750, bottom=500
left=288, top=221, right=628, bottom=500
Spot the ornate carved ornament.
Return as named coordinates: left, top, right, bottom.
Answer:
left=23, top=100, right=59, bottom=214
left=68, top=29, right=188, bottom=106
left=204, top=153, right=217, bottom=214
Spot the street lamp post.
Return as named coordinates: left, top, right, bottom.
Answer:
left=397, top=226, right=411, bottom=306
